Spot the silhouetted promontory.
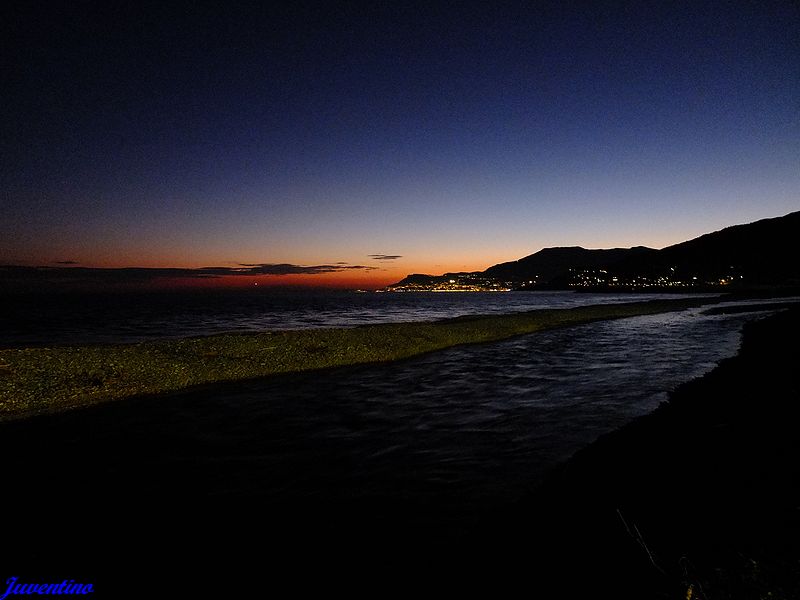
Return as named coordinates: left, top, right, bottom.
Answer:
left=389, top=211, right=800, bottom=291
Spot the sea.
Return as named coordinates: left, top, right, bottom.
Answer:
left=0, top=287, right=720, bottom=347
left=0, top=289, right=793, bottom=535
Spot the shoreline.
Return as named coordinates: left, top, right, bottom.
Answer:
left=486, top=306, right=800, bottom=597
left=0, top=296, right=719, bottom=421
left=0, top=302, right=797, bottom=595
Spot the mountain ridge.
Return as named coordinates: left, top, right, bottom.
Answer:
left=389, top=211, right=800, bottom=291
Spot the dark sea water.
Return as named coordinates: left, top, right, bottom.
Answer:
left=1, top=292, right=792, bottom=540
left=0, top=288, right=713, bottom=347
left=147, top=309, right=766, bottom=499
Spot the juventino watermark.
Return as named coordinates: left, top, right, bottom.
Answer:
left=1, top=578, right=94, bottom=598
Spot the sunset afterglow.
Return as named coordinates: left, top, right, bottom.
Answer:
left=2, top=3, right=798, bottom=289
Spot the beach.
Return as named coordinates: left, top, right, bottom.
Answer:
left=0, top=296, right=715, bottom=420
left=4, top=1, right=798, bottom=595
left=487, top=306, right=800, bottom=598
left=0, top=300, right=797, bottom=598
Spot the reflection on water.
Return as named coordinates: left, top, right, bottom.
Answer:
left=180, top=308, right=752, bottom=504
left=1, top=304, right=778, bottom=537
left=0, top=289, right=714, bottom=347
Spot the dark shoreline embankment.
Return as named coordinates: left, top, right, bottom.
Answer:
left=482, top=306, right=800, bottom=598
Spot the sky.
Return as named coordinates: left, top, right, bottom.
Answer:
left=2, top=1, right=798, bottom=288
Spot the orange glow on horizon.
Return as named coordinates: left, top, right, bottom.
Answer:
left=151, top=259, right=497, bottom=290
left=156, top=271, right=406, bottom=290
left=13, top=256, right=503, bottom=291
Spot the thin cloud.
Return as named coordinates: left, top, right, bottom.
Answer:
left=54, top=260, right=79, bottom=265
left=234, top=263, right=377, bottom=275
left=368, top=254, right=403, bottom=261
left=0, top=262, right=378, bottom=287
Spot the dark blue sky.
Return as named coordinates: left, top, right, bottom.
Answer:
left=2, top=1, right=798, bottom=285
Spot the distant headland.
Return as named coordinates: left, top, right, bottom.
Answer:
left=385, top=211, right=800, bottom=292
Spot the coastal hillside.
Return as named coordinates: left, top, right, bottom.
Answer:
left=616, top=210, right=800, bottom=284
left=389, top=210, right=800, bottom=290
left=483, top=245, right=656, bottom=285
